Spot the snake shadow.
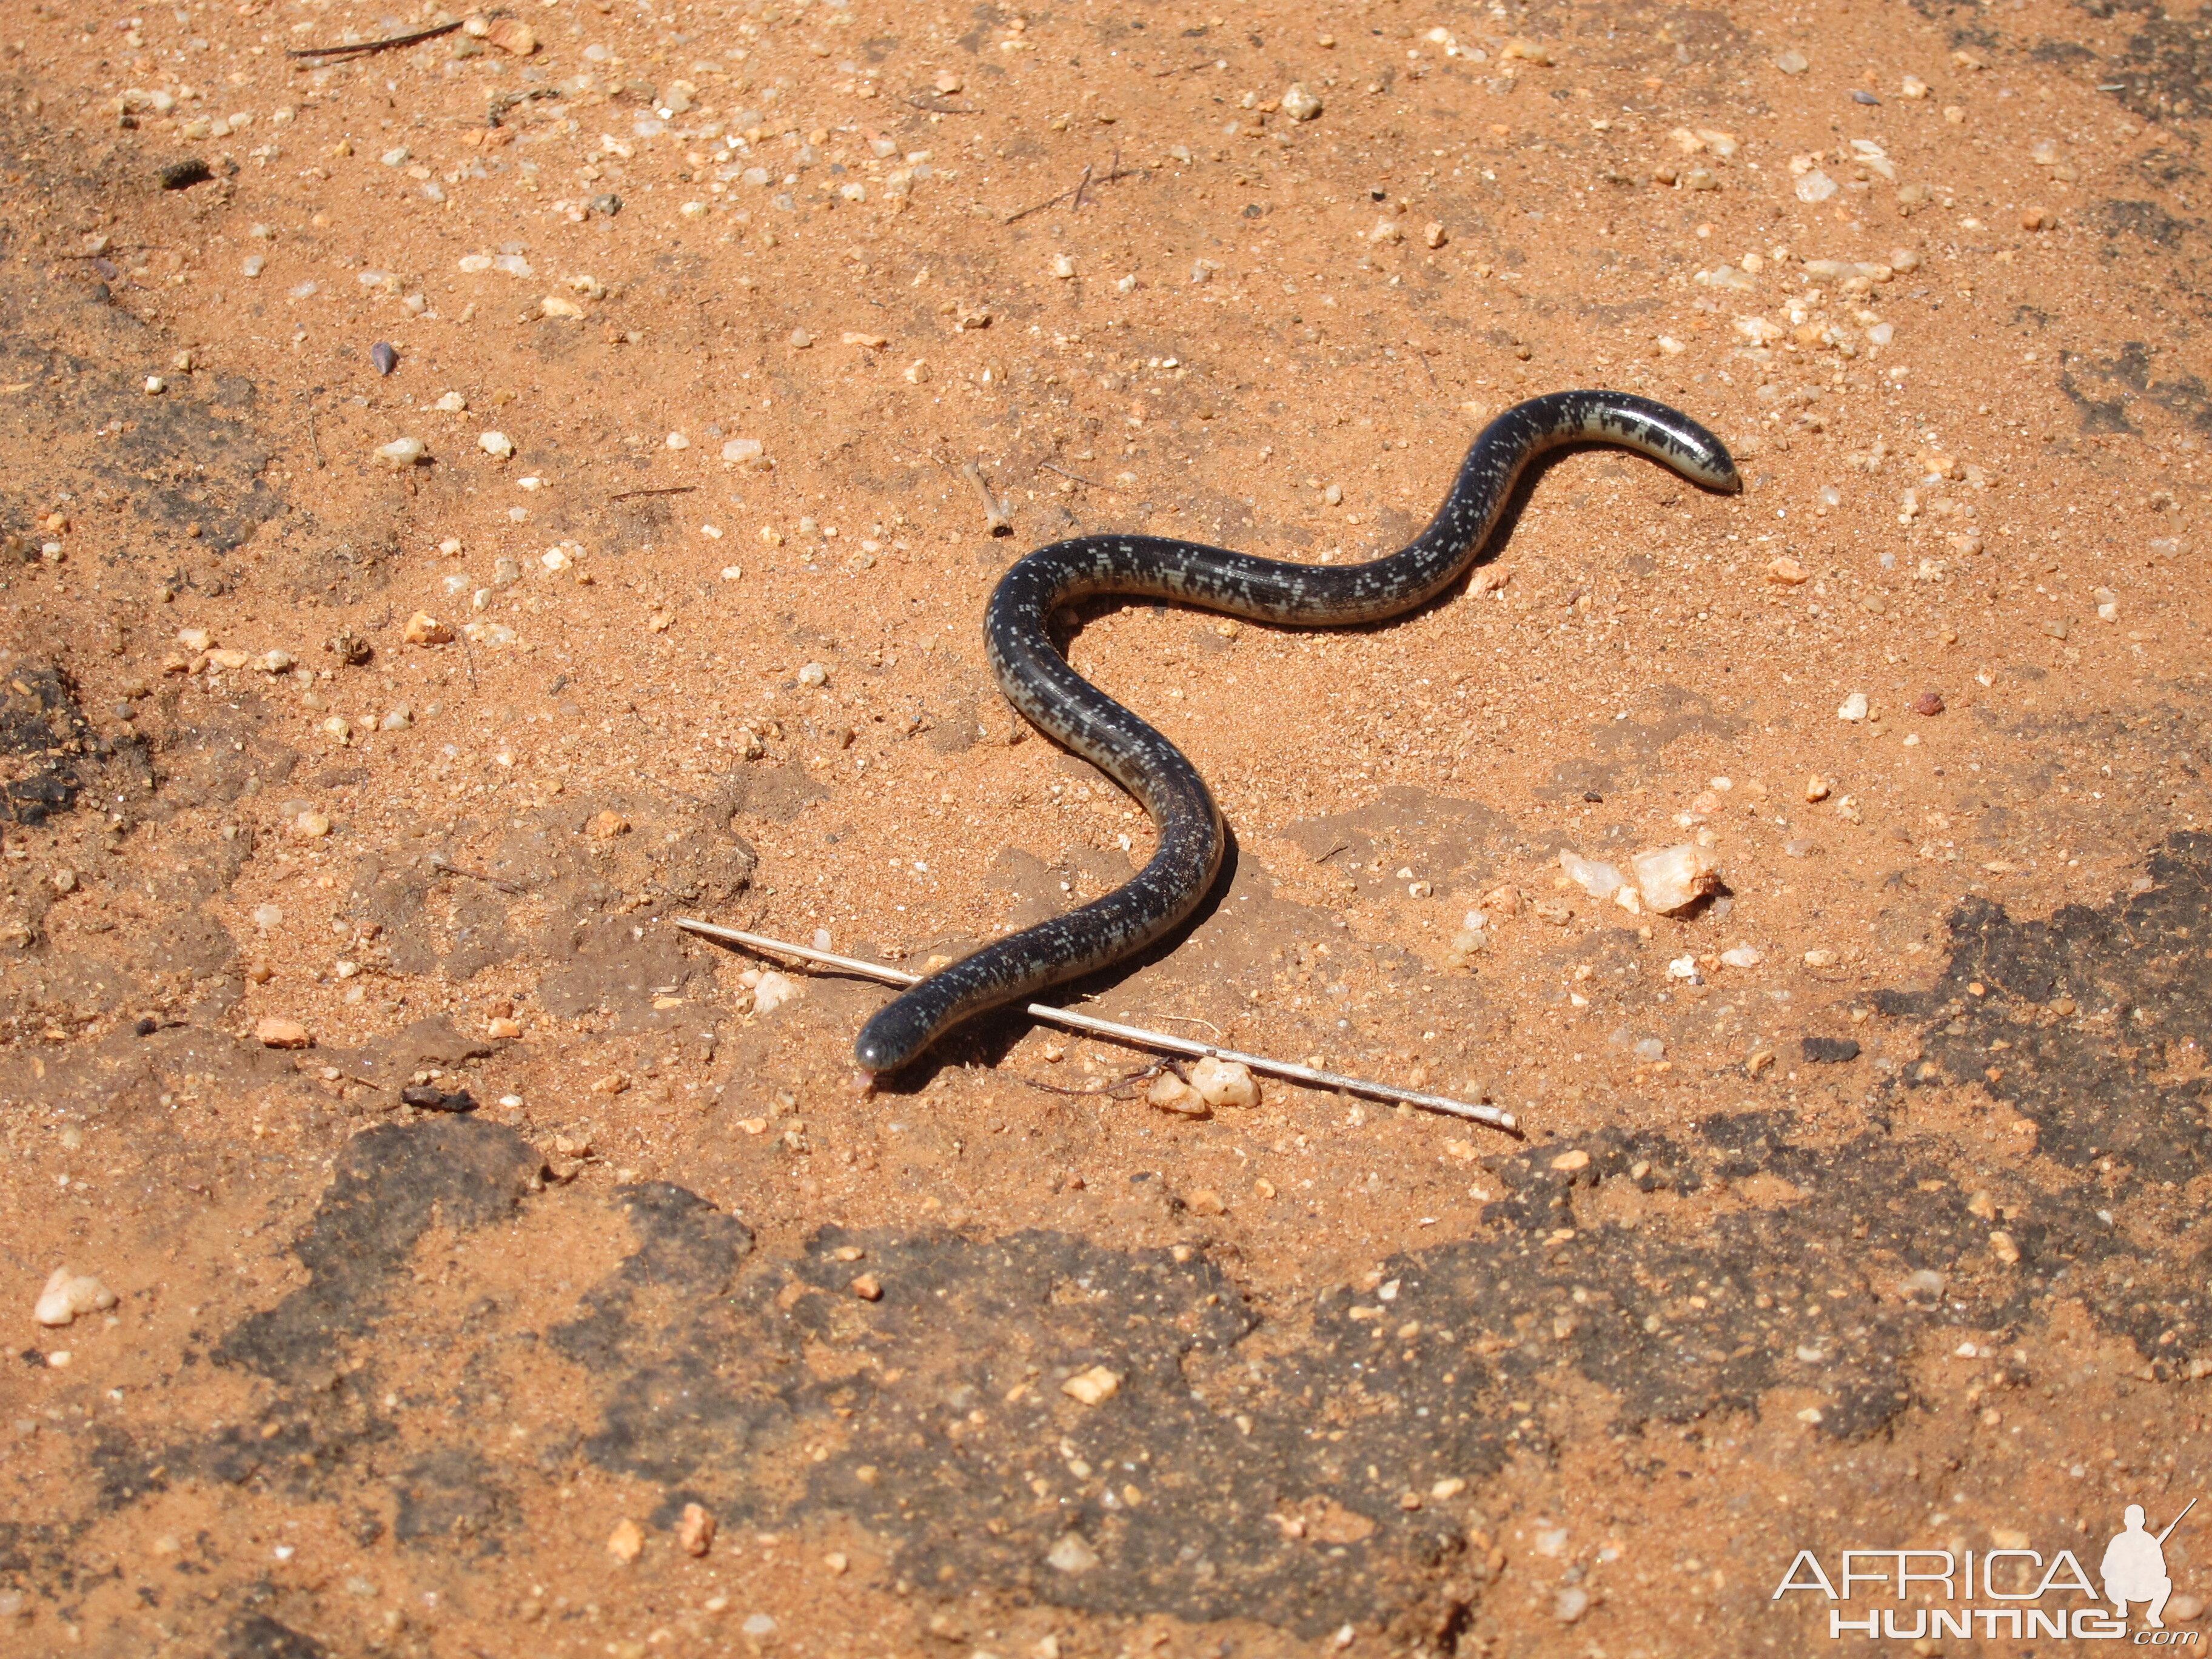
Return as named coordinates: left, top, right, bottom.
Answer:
left=873, top=438, right=1731, bottom=1092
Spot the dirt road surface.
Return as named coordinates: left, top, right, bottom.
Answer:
left=2, top=0, right=2209, bottom=1653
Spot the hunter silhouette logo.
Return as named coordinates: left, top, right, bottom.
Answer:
left=2103, top=1500, right=2195, bottom=1630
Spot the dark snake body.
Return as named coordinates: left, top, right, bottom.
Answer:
left=853, top=390, right=1741, bottom=1074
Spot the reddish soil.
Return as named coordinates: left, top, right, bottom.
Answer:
left=1, top=0, right=2209, bottom=1654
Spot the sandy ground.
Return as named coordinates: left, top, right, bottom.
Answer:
left=1, top=0, right=2210, bottom=1652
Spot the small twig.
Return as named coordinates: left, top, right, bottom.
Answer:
left=1310, top=840, right=1349, bottom=864
left=609, top=484, right=699, bottom=502
left=1004, top=156, right=1144, bottom=225
left=427, top=853, right=524, bottom=895
left=1139, top=1012, right=1223, bottom=1037
left=1021, top=1062, right=1167, bottom=1100
left=1154, top=59, right=1218, bottom=77
left=1004, top=184, right=1082, bottom=226
left=304, top=400, right=325, bottom=469
left=1039, top=460, right=1114, bottom=491
left=674, top=920, right=1521, bottom=1133
left=960, top=460, right=1013, bottom=534
left=905, top=93, right=981, bottom=115
left=286, top=18, right=462, bottom=59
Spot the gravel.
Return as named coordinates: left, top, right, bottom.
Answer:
left=35, top=1267, right=116, bottom=1327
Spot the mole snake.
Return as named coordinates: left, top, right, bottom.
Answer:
left=854, top=390, right=1741, bottom=1076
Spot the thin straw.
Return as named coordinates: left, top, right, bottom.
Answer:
left=673, top=919, right=1521, bottom=1134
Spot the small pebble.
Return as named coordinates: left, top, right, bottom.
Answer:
left=1281, top=83, right=1323, bottom=121
left=851, top=1273, right=882, bottom=1301
left=1047, top=1535, right=1101, bottom=1575
left=1837, top=692, right=1869, bottom=722
left=606, top=1519, right=645, bottom=1565
left=1558, top=851, right=1626, bottom=901
left=435, top=390, right=468, bottom=412
left=1801, top=1036, right=1861, bottom=1064
left=1147, top=1071, right=1208, bottom=1116
left=375, top=437, right=426, bottom=467
left=1774, top=49, right=1809, bottom=73
left=254, top=1017, right=313, bottom=1049
left=721, top=437, right=765, bottom=466
left=144, top=375, right=166, bottom=395
left=1061, top=1365, right=1122, bottom=1406
left=1630, top=843, right=1718, bottom=915
left=158, top=158, right=214, bottom=190
left=403, top=612, right=454, bottom=646
left=479, top=431, right=515, bottom=460
left=1554, top=1587, right=1590, bottom=1624
left=585, top=810, right=630, bottom=840
left=741, top=1615, right=777, bottom=1638
left=677, top=1503, right=717, bottom=1558
left=1720, top=945, right=1763, bottom=969
left=1188, top=1056, right=1258, bottom=1108
left=252, top=904, right=283, bottom=930
left=35, top=1267, right=117, bottom=1327
left=1912, top=691, right=1944, bottom=716
left=665, top=431, right=690, bottom=449
left=797, top=662, right=829, bottom=688
left=1765, top=557, right=1809, bottom=585
left=751, top=970, right=802, bottom=1014
left=1803, top=948, right=1840, bottom=968
left=370, top=341, right=398, bottom=377
left=1446, top=925, right=1488, bottom=964
left=50, top=868, right=76, bottom=895
left=2042, top=618, right=2070, bottom=640
left=290, top=811, right=332, bottom=839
